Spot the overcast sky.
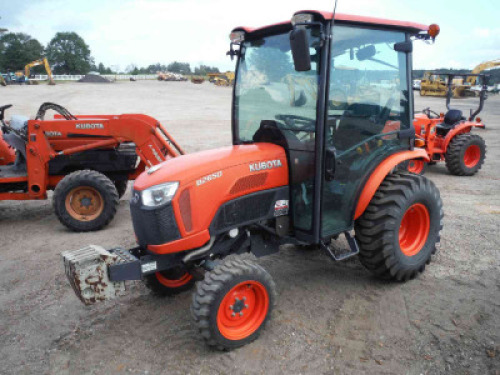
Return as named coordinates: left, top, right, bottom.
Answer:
left=1, top=0, right=498, bottom=72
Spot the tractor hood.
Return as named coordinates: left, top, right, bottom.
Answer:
left=134, top=143, right=289, bottom=192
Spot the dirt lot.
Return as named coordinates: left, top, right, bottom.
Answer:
left=1, top=81, right=499, bottom=375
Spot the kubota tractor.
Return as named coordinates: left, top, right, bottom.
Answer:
left=0, top=102, right=183, bottom=231
left=402, top=74, right=487, bottom=175
left=63, top=11, right=444, bottom=350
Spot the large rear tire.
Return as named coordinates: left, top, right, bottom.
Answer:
left=191, top=259, right=276, bottom=350
left=355, top=172, right=443, bottom=281
left=53, top=170, right=119, bottom=232
left=445, top=133, right=486, bottom=176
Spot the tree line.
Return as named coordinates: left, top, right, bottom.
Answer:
left=0, top=23, right=220, bottom=76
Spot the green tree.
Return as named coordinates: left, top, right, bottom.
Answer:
left=167, top=61, right=191, bottom=74
left=194, top=64, right=220, bottom=75
left=0, top=32, right=44, bottom=72
left=46, top=32, right=93, bottom=74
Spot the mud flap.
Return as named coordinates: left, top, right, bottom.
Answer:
left=61, top=245, right=126, bottom=305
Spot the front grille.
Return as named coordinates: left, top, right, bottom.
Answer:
left=212, top=190, right=275, bottom=231
left=130, top=192, right=180, bottom=247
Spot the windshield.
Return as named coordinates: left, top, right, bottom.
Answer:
left=234, top=30, right=321, bottom=146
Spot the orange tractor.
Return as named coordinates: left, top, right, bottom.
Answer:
left=0, top=103, right=183, bottom=231
left=403, top=73, right=487, bottom=175
left=63, top=11, right=444, bottom=350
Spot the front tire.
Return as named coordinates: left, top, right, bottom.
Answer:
left=355, top=172, right=443, bottom=281
left=53, top=170, right=119, bottom=232
left=191, top=259, right=276, bottom=350
left=445, top=133, right=486, bottom=176
left=144, top=267, right=194, bottom=296
left=398, top=159, right=427, bottom=175
left=113, top=180, right=129, bottom=199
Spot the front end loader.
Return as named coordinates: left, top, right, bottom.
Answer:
left=62, top=10, right=444, bottom=350
left=0, top=102, right=184, bottom=231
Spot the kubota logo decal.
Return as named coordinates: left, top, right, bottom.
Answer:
left=249, top=159, right=282, bottom=172
left=196, top=171, right=223, bottom=186
left=75, top=123, right=104, bottom=129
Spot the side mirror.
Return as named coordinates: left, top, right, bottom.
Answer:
left=290, top=27, right=311, bottom=72
left=356, top=45, right=376, bottom=61
left=394, top=41, right=413, bottom=53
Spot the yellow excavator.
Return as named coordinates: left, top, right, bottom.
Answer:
left=18, top=58, right=55, bottom=85
left=421, top=59, right=500, bottom=98
left=467, top=59, right=500, bottom=85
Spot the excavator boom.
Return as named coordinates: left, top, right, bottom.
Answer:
left=467, top=59, right=500, bottom=85
left=24, top=58, right=55, bottom=85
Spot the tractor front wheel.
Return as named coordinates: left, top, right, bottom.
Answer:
left=399, top=159, right=427, bottom=175
left=355, top=172, right=443, bottom=281
left=445, top=134, right=486, bottom=176
left=53, top=170, right=119, bottom=232
left=144, top=266, right=194, bottom=296
left=113, top=180, right=129, bottom=199
left=191, top=259, right=276, bottom=350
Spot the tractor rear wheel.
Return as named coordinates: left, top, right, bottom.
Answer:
left=53, top=170, right=119, bottom=232
left=191, top=258, right=276, bottom=350
left=445, top=133, right=486, bottom=176
left=144, top=266, right=194, bottom=296
left=355, top=172, right=443, bottom=281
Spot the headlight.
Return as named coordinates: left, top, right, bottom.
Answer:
left=141, top=182, right=179, bottom=207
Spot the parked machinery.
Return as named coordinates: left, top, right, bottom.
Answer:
left=403, top=75, right=487, bottom=175
left=0, top=102, right=184, bottom=231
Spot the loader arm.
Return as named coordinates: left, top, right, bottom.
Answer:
left=3, top=113, right=183, bottom=200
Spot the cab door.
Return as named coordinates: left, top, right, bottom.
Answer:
left=320, top=25, right=413, bottom=237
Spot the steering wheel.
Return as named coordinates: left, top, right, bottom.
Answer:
left=420, top=107, right=440, bottom=119
left=275, top=114, right=315, bottom=132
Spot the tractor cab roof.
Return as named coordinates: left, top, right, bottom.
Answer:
left=232, top=10, right=429, bottom=38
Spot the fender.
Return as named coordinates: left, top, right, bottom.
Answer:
left=443, top=122, right=483, bottom=151
left=354, top=149, right=429, bottom=220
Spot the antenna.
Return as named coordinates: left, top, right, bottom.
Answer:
left=331, top=0, right=339, bottom=34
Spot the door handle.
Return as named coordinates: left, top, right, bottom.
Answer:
left=325, top=146, right=336, bottom=181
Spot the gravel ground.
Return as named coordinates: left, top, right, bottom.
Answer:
left=0, top=81, right=498, bottom=375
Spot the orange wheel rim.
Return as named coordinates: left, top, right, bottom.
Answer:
left=156, top=271, right=192, bottom=288
left=408, top=160, right=424, bottom=174
left=65, top=186, right=104, bottom=221
left=463, top=145, right=480, bottom=168
left=399, top=203, right=430, bottom=256
left=217, top=281, right=269, bottom=340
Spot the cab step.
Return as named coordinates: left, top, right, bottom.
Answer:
left=321, top=232, right=360, bottom=261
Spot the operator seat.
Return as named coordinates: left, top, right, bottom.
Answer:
left=334, top=103, right=383, bottom=151
left=2, top=115, right=29, bottom=169
left=436, top=109, right=464, bottom=136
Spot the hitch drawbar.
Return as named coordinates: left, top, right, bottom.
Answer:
left=61, top=245, right=152, bottom=305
